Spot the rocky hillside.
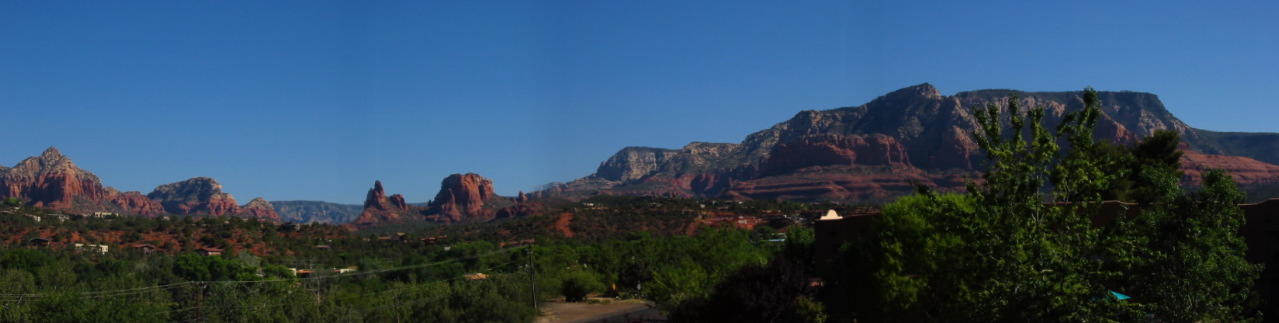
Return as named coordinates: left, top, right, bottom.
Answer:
left=240, top=197, right=281, bottom=222
left=538, top=84, right=1279, bottom=202
left=424, top=173, right=507, bottom=223
left=271, top=201, right=362, bottom=224
left=350, top=180, right=418, bottom=227
left=147, top=177, right=241, bottom=216
left=0, top=147, right=163, bottom=215
left=347, top=173, right=527, bottom=229
left=0, top=148, right=280, bottom=220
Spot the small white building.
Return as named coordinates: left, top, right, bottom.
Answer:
left=74, top=243, right=109, bottom=254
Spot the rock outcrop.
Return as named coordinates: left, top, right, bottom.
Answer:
left=425, top=173, right=506, bottom=223
left=364, top=180, right=409, bottom=212
left=539, top=83, right=1279, bottom=202
left=239, top=197, right=281, bottom=222
left=147, top=177, right=241, bottom=216
left=351, top=180, right=417, bottom=227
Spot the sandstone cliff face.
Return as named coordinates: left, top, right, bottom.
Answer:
left=426, top=173, right=504, bottom=223
left=363, top=180, right=409, bottom=212
left=0, top=147, right=170, bottom=215
left=0, top=147, right=110, bottom=210
left=147, top=177, right=241, bottom=216
left=239, top=197, right=281, bottom=222
left=541, top=83, right=1279, bottom=202
left=762, top=134, right=912, bottom=174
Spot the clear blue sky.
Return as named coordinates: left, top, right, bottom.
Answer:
left=2, top=1, right=1276, bottom=204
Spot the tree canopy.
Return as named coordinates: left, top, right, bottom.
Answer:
left=851, top=88, right=1261, bottom=322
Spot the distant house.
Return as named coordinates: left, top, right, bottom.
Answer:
left=27, top=237, right=51, bottom=247
left=314, top=245, right=331, bottom=250
left=421, top=235, right=449, bottom=244
left=48, top=214, right=70, bottom=222
left=131, top=244, right=161, bottom=256
left=464, top=272, right=489, bottom=280
left=74, top=243, right=109, bottom=254
left=91, top=212, right=117, bottom=218
left=501, top=239, right=536, bottom=248
left=196, top=247, right=223, bottom=257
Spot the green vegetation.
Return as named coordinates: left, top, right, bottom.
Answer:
left=0, top=197, right=807, bottom=322
left=833, top=88, right=1261, bottom=322
left=0, top=240, right=538, bottom=322
left=3, top=197, right=22, bottom=208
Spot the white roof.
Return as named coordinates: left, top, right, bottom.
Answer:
left=818, top=209, right=841, bottom=221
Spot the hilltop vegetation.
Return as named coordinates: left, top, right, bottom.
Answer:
left=0, top=192, right=821, bottom=322
left=825, top=89, right=1261, bottom=322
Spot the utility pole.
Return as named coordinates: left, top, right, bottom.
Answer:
left=528, top=245, right=537, bottom=312
left=195, top=282, right=204, bottom=322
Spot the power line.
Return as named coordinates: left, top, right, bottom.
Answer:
left=0, top=245, right=528, bottom=301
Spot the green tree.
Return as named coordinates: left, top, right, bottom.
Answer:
left=861, top=193, right=977, bottom=321
left=1094, top=129, right=1184, bottom=203
left=670, top=254, right=821, bottom=323
left=560, top=269, right=605, bottom=302
left=1109, top=169, right=1262, bottom=320
left=962, top=90, right=1108, bottom=321
left=859, top=88, right=1261, bottom=321
left=2, top=197, right=22, bottom=208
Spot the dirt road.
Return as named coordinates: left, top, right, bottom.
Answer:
left=535, top=300, right=665, bottom=323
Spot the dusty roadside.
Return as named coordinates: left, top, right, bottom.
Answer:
left=535, top=299, right=663, bottom=323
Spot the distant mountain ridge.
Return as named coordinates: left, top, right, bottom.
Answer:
left=272, top=201, right=362, bottom=224
left=0, top=147, right=280, bottom=220
left=6, top=83, right=1278, bottom=224
left=536, top=83, right=1279, bottom=201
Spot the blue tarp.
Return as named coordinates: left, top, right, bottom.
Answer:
left=1108, top=290, right=1131, bottom=301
